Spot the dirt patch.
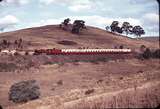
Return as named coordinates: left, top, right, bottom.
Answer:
left=57, top=40, right=77, bottom=45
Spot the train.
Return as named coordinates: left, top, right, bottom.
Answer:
left=0, top=48, right=132, bottom=56
left=33, top=48, right=132, bottom=55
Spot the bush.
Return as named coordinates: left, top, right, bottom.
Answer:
left=57, top=80, right=63, bottom=86
left=119, top=45, right=123, bottom=49
left=141, top=48, right=160, bottom=59
left=142, top=48, right=152, bottom=59
left=140, top=45, right=146, bottom=52
left=9, top=80, right=40, bottom=103
left=85, top=89, right=94, bottom=95
left=97, top=57, right=108, bottom=62
left=0, top=63, right=17, bottom=72
left=152, top=49, right=160, bottom=58
left=0, top=105, right=2, bottom=109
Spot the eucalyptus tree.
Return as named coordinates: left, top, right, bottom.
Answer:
left=132, top=25, right=145, bottom=38
left=72, top=20, right=86, bottom=34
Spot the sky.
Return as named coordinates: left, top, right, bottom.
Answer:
left=0, top=0, right=159, bottom=37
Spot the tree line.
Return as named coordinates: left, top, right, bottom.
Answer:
left=59, top=18, right=86, bottom=34
left=60, top=18, right=145, bottom=38
left=106, top=21, right=145, bottom=38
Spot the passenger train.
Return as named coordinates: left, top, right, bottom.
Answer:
left=0, top=48, right=132, bottom=56
left=34, top=48, right=132, bottom=55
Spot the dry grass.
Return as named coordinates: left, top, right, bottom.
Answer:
left=63, top=82, right=160, bottom=109
left=0, top=25, right=159, bottom=109
left=8, top=82, right=159, bottom=109
left=0, top=63, right=17, bottom=72
left=0, top=25, right=158, bottom=50
left=0, top=55, right=40, bottom=71
left=1, top=57, right=159, bottom=109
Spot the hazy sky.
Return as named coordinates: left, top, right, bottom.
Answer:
left=0, top=0, right=159, bottom=36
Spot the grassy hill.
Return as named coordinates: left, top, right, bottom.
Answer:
left=0, top=25, right=159, bottom=109
left=0, top=25, right=158, bottom=50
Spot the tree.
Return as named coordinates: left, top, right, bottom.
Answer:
left=128, top=25, right=133, bottom=34
left=105, top=26, right=110, bottom=31
left=115, top=26, right=123, bottom=34
left=71, top=20, right=86, bottom=34
left=132, top=25, right=145, bottom=38
left=110, top=21, right=119, bottom=32
left=121, top=22, right=133, bottom=35
left=59, top=18, right=71, bottom=30
left=106, top=21, right=145, bottom=37
left=63, top=18, right=70, bottom=26
left=110, top=21, right=123, bottom=34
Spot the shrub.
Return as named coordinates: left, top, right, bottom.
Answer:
left=97, top=79, right=103, bottom=84
left=9, top=80, right=40, bottom=103
left=119, top=45, right=123, bottom=49
left=0, top=105, right=2, bottom=109
left=25, top=51, right=29, bottom=55
left=142, top=48, right=152, bottom=59
left=119, top=77, right=123, bottom=80
left=138, top=47, right=160, bottom=60
left=152, top=49, right=160, bottom=58
left=57, top=80, right=63, bottom=86
left=140, top=45, right=146, bottom=52
left=90, top=60, right=99, bottom=64
left=0, top=63, right=17, bottom=72
left=44, top=61, right=53, bottom=65
left=85, top=89, right=94, bottom=95
left=97, top=57, right=108, bottom=62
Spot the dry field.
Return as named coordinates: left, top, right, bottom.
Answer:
left=0, top=25, right=159, bottom=109
left=0, top=58, right=159, bottom=109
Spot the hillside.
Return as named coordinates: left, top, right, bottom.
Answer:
left=0, top=25, right=159, bottom=109
left=141, top=36, right=159, bottom=43
left=0, top=25, right=159, bottom=50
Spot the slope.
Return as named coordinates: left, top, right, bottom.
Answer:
left=0, top=25, right=158, bottom=50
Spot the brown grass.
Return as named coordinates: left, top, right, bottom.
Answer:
left=63, top=82, right=160, bottom=109
left=0, top=25, right=158, bottom=50
left=1, top=59, right=159, bottom=109
left=0, top=25, right=159, bottom=109
left=0, top=63, right=17, bottom=72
